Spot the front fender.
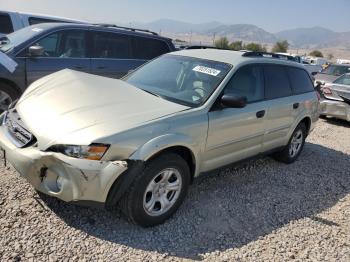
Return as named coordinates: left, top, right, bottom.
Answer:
left=129, top=133, right=201, bottom=175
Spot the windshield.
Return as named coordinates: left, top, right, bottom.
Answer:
left=125, top=54, right=232, bottom=107
left=0, top=25, right=46, bottom=53
left=334, top=74, right=350, bottom=86
left=321, top=65, right=350, bottom=76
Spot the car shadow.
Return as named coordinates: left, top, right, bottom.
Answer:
left=38, top=142, right=350, bottom=260
left=321, top=117, right=350, bottom=127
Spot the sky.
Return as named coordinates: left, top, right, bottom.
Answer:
left=1, top=0, right=349, bottom=32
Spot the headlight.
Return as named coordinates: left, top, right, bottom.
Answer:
left=48, top=144, right=109, bottom=160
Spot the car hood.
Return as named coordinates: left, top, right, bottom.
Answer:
left=16, top=69, right=189, bottom=149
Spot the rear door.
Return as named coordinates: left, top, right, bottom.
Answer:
left=262, top=65, right=295, bottom=151
left=90, top=31, right=171, bottom=79
left=90, top=31, right=139, bottom=78
left=24, top=29, right=90, bottom=85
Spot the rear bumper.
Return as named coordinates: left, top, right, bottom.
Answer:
left=0, top=125, right=128, bottom=205
left=319, top=99, right=350, bottom=122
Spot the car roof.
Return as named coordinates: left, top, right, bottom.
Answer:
left=28, top=23, right=171, bottom=41
left=171, top=49, right=306, bottom=69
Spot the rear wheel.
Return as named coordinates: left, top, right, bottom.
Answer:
left=0, top=82, right=21, bottom=113
left=273, top=123, right=306, bottom=164
left=119, top=153, right=190, bottom=227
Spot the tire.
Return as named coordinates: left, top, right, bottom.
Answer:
left=119, top=153, right=191, bottom=227
left=273, top=123, right=306, bottom=164
left=0, top=82, right=21, bottom=113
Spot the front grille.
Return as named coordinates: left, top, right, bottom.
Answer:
left=4, top=110, right=35, bottom=148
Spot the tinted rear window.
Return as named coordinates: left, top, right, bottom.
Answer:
left=0, top=14, right=14, bottom=34
left=264, top=65, right=292, bottom=99
left=131, top=36, right=170, bottom=60
left=287, top=67, right=314, bottom=94
left=92, top=31, right=131, bottom=59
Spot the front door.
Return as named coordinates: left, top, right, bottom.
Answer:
left=25, top=29, right=90, bottom=85
left=203, top=65, right=267, bottom=171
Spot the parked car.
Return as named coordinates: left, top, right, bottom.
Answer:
left=314, top=64, right=350, bottom=85
left=0, top=22, right=175, bottom=112
left=320, top=73, right=350, bottom=122
left=0, top=10, right=84, bottom=36
left=0, top=49, right=319, bottom=226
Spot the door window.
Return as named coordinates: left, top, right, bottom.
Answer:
left=92, top=31, right=131, bottom=59
left=224, top=65, right=264, bottom=103
left=287, top=67, right=314, bottom=94
left=0, top=14, right=14, bottom=34
left=264, top=65, right=292, bottom=99
left=34, top=30, right=87, bottom=58
left=131, top=36, right=170, bottom=60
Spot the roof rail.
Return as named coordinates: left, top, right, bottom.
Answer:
left=183, top=45, right=230, bottom=50
left=93, top=23, right=158, bottom=36
left=242, top=51, right=299, bottom=62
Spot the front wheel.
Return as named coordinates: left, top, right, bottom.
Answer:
left=119, top=153, right=191, bottom=227
left=273, top=123, right=306, bottom=164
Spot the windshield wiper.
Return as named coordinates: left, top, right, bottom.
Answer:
left=140, top=89, right=162, bottom=98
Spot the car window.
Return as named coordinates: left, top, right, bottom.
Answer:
left=287, top=67, right=314, bottom=94
left=264, top=65, right=292, bottom=99
left=0, top=14, right=14, bottom=34
left=322, top=65, right=350, bottom=76
left=224, top=65, right=264, bottom=103
left=334, top=74, right=350, bottom=86
left=131, top=36, right=170, bottom=60
left=28, top=17, right=62, bottom=25
left=34, top=30, right=87, bottom=58
left=125, top=54, right=232, bottom=107
left=92, top=31, right=131, bottom=59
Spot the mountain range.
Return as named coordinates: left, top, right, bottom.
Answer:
left=132, top=19, right=350, bottom=49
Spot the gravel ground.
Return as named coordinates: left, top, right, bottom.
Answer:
left=0, top=118, right=349, bottom=261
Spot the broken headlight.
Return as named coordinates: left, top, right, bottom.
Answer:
left=48, top=144, right=109, bottom=160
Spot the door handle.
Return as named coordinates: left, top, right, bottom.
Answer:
left=293, top=103, right=300, bottom=109
left=73, top=65, right=85, bottom=70
left=256, top=110, right=265, bottom=118
left=97, top=66, right=106, bottom=70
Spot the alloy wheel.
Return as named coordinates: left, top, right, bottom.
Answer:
left=143, top=168, right=182, bottom=216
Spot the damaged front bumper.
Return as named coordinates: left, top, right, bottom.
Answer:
left=0, top=125, right=128, bottom=205
left=319, top=98, right=350, bottom=122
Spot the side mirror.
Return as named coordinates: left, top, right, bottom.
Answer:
left=311, top=71, right=318, bottom=76
left=221, top=94, right=247, bottom=108
left=28, top=45, right=44, bottom=57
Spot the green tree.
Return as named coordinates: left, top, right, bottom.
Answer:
left=214, top=37, right=229, bottom=49
left=244, top=42, right=267, bottom=52
left=272, top=40, right=289, bottom=53
left=309, top=50, right=324, bottom=57
left=229, top=41, right=243, bottom=51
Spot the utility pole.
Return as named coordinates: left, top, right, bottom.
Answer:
left=212, top=32, right=216, bottom=46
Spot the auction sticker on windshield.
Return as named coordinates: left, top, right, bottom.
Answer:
left=193, top=65, right=221, bottom=76
left=0, top=52, right=18, bottom=73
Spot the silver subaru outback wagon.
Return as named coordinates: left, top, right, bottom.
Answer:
left=0, top=49, right=319, bottom=226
